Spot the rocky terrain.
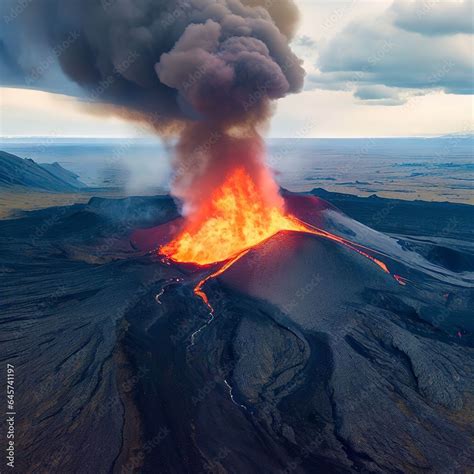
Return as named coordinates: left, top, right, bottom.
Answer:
left=0, top=192, right=473, bottom=473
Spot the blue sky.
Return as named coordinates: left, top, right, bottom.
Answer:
left=1, top=0, right=473, bottom=138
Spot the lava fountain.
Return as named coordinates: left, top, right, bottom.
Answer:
left=160, top=167, right=308, bottom=265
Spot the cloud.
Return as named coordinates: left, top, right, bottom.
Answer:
left=308, top=0, right=474, bottom=105
left=353, top=85, right=405, bottom=106
left=391, top=0, right=474, bottom=36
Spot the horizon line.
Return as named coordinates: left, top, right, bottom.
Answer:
left=1, top=133, right=472, bottom=140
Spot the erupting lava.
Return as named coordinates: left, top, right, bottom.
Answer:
left=160, top=167, right=309, bottom=265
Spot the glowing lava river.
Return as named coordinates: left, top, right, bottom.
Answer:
left=159, top=167, right=405, bottom=310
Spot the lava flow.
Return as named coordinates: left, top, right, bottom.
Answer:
left=160, top=167, right=402, bottom=308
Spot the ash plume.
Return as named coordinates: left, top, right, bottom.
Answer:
left=1, top=0, right=305, bottom=210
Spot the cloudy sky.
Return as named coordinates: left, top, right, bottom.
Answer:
left=1, top=0, right=473, bottom=138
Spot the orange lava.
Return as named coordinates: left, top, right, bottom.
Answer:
left=194, top=249, right=251, bottom=305
left=160, top=167, right=309, bottom=265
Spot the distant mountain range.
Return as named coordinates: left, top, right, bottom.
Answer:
left=0, top=150, right=86, bottom=192
left=432, top=132, right=474, bottom=140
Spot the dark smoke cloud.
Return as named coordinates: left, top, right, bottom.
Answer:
left=1, top=0, right=305, bottom=210
left=1, top=0, right=303, bottom=128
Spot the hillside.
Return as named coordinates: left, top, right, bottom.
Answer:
left=0, top=150, right=85, bottom=191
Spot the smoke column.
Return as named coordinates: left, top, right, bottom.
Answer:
left=1, top=0, right=305, bottom=212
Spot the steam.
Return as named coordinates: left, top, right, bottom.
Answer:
left=1, top=0, right=305, bottom=211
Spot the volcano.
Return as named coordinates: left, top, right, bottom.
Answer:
left=140, top=166, right=401, bottom=312
left=159, top=167, right=392, bottom=274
